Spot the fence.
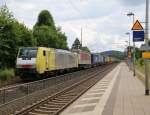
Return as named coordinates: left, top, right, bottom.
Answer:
left=0, top=68, right=95, bottom=105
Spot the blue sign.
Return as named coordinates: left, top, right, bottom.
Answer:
left=133, top=31, right=144, bottom=42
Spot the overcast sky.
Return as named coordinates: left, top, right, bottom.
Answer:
left=0, top=0, right=146, bottom=52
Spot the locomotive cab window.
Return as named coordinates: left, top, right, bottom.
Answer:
left=18, top=48, right=38, bottom=58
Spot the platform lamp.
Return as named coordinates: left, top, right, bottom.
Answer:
left=127, top=12, right=136, bottom=76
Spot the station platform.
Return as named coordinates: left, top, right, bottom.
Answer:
left=61, top=62, right=150, bottom=115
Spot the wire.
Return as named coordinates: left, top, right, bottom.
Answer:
left=67, top=0, right=85, bottom=19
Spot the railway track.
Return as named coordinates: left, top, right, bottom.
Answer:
left=0, top=65, right=108, bottom=108
left=14, top=63, right=117, bottom=115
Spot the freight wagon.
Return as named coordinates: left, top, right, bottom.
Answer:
left=74, top=50, right=91, bottom=68
left=91, top=53, right=105, bottom=66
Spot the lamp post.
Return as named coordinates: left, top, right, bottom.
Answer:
left=144, top=0, right=149, bottom=95
left=81, top=28, right=82, bottom=47
left=125, top=32, right=131, bottom=69
left=127, top=12, right=136, bottom=76
left=125, top=32, right=131, bottom=51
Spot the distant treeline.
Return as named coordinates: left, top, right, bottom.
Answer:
left=0, top=5, right=68, bottom=68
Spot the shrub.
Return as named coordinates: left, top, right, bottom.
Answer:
left=139, top=58, right=144, bottom=66
left=0, top=68, right=15, bottom=81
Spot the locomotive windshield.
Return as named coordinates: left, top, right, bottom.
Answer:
left=18, top=48, right=38, bottom=58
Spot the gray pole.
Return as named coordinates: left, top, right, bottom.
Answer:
left=133, top=43, right=136, bottom=76
left=132, top=14, right=136, bottom=76
left=129, top=33, right=131, bottom=70
left=81, top=28, right=82, bottom=47
left=145, top=0, right=149, bottom=95
left=129, top=33, right=130, bottom=48
left=126, top=33, right=131, bottom=69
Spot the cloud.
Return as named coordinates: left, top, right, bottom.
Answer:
left=58, top=14, right=129, bottom=52
left=119, top=0, right=144, bottom=6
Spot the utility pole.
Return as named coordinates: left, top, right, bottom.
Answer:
left=132, top=15, right=136, bottom=76
left=145, top=0, right=149, bottom=95
left=81, top=28, right=82, bottom=47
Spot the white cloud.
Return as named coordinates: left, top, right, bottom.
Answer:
left=58, top=14, right=130, bottom=52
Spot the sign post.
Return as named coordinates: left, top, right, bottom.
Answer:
left=131, top=20, right=144, bottom=77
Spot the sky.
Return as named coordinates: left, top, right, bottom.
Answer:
left=0, top=0, right=146, bottom=52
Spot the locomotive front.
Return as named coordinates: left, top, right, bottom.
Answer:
left=16, top=47, right=38, bottom=80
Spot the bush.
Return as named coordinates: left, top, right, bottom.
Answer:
left=0, top=68, right=15, bottom=81
left=139, top=58, right=144, bottom=66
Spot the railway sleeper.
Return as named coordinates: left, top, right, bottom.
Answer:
left=38, top=107, right=59, bottom=112
left=39, top=105, right=61, bottom=110
left=51, top=99, right=69, bottom=104
left=47, top=102, right=66, bottom=106
left=62, top=92, right=79, bottom=95
left=53, top=98, right=72, bottom=102
left=52, top=100, right=70, bottom=104
left=43, top=103, right=63, bottom=108
left=29, top=112, right=50, bottom=115
left=55, top=97, right=73, bottom=100
left=33, top=109, right=56, bottom=114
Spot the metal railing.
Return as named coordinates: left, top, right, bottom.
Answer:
left=0, top=67, right=97, bottom=105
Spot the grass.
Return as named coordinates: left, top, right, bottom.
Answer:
left=135, top=61, right=145, bottom=74
left=0, top=68, right=15, bottom=81
left=135, top=59, right=150, bottom=86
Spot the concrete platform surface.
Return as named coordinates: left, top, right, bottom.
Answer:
left=60, top=63, right=150, bottom=115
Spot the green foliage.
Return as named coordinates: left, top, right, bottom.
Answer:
left=139, top=58, right=144, bottom=66
left=71, top=38, right=90, bottom=52
left=0, top=5, right=36, bottom=68
left=36, top=10, right=55, bottom=28
left=0, top=4, right=13, bottom=20
left=135, top=48, right=142, bottom=60
left=101, top=50, right=125, bottom=60
left=0, top=68, right=15, bottom=81
left=33, top=10, right=68, bottom=49
left=71, top=38, right=82, bottom=49
left=81, top=46, right=90, bottom=52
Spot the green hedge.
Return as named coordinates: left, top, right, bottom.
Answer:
left=0, top=69, right=15, bottom=81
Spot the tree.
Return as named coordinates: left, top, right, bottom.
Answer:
left=36, top=10, right=55, bottom=28
left=81, top=46, right=90, bottom=52
left=57, top=29, right=68, bottom=50
left=0, top=5, right=36, bottom=68
left=0, top=4, right=13, bottom=20
left=71, top=38, right=82, bottom=49
left=33, top=10, right=68, bottom=49
left=71, top=38, right=90, bottom=52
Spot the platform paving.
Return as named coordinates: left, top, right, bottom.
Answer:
left=60, top=62, right=150, bottom=115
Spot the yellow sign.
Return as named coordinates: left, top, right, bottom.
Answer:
left=128, top=52, right=131, bottom=58
left=132, top=20, right=143, bottom=30
left=142, top=52, right=150, bottom=58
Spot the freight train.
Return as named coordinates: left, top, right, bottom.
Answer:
left=16, top=47, right=114, bottom=80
